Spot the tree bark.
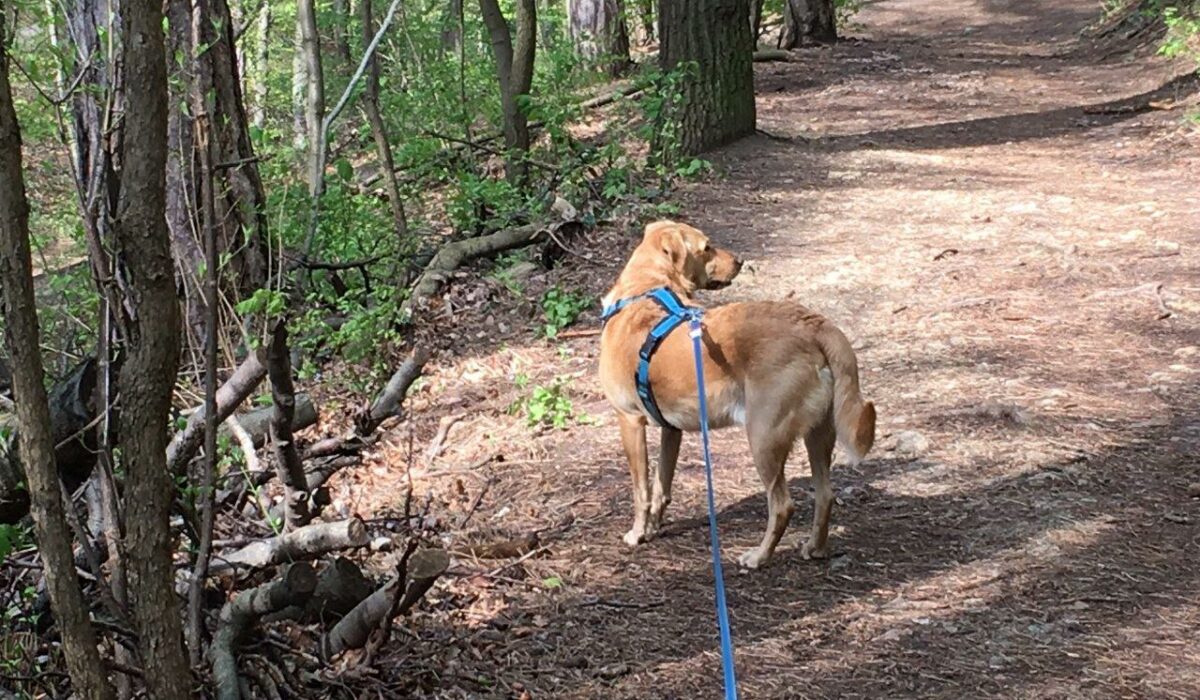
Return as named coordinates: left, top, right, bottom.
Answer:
left=781, top=0, right=836, bottom=48
left=292, top=14, right=307, bottom=149
left=632, top=0, right=655, bottom=44
left=0, top=15, right=117, bottom=699
left=166, top=0, right=269, bottom=340
left=479, top=0, right=536, bottom=185
left=568, top=0, right=632, bottom=76
left=298, top=0, right=325, bottom=200
left=251, top=1, right=270, bottom=129
left=113, top=0, right=194, bottom=694
left=359, top=0, right=409, bottom=243
left=209, top=518, right=369, bottom=575
left=266, top=324, right=310, bottom=528
left=659, top=0, right=756, bottom=154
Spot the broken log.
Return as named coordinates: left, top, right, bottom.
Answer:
left=263, top=557, right=374, bottom=624
left=355, top=347, right=430, bottom=435
left=753, top=48, right=792, bottom=62
left=266, top=324, right=310, bottom=527
left=167, top=352, right=267, bottom=476
left=319, top=548, right=448, bottom=658
left=209, top=518, right=369, bottom=576
left=211, top=563, right=318, bottom=700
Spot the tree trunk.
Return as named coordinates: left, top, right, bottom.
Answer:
left=251, top=1, right=270, bottom=129
left=298, top=0, right=325, bottom=199
left=112, top=0, right=194, bottom=694
left=266, top=323, right=310, bottom=528
left=166, top=0, right=270, bottom=335
left=781, top=0, right=836, bottom=48
left=568, top=0, right=632, bottom=76
left=359, top=0, right=409, bottom=243
left=479, top=0, right=536, bottom=185
left=631, top=0, right=654, bottom=45
left=439, top=0, right=463, bottom=52
left=332, top=0, right=354, bottom=65
left=292, top=15, right=307, bottom=149
left=0, top=15, right=117, bottom=700
left=659, top=0, right=756, bottom=155
left=750, top=0, right=764, bottom=44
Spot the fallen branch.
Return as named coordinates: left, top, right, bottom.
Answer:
left=224, top=393, right=317, bottom=448
left=355, top=347, right=430, bottom=435
left=753, top=48, right=791, bottom=62
left=424, top=413, right=463, bottom=463
left=209, top=518, right=369, bottom=576
left=399, top=224, right=548, bottom=323
left=319, top=548, right=449, bottom=658
left=211, top=563, right=318, bottom=700
left=167, top=352, right=267, bottom=476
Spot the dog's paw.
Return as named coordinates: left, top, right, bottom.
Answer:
left=801, top=540, right=830, bottom=560
left=623, top=528, right=647, bottom=547
left=738, top=548, right=770, bottom=569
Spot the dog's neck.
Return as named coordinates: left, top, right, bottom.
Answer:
left=602, top=245, right=696, bottom=310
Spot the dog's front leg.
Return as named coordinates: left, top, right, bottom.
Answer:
left=650, top=426, right=682, bottom=533
left=618, top=412, right=652, bottom=546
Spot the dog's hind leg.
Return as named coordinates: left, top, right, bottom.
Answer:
left=738, top=414, right=796, bottom=569
left=801, top=412, right=836, bottom=560
left=649, top=426, right=681, bottom=533
left=618, top=412, right=653, bottom=546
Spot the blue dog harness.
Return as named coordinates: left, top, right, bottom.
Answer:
left=600, top=287, right=703, bottom=429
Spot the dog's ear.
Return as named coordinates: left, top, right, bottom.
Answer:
left=645, top=221, right=685, bottom=265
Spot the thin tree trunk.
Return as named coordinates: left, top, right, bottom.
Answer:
left=292, top=16, right=307, bottom=149
left=781, top=0, right=836, bottom=48
left=0, top=15, right=117, bottom=700
left=568, top=0, right=632, bottom=76
left=659, top=0, right=756, bottom=154
left=267, top=323, right=310, bottom=528
left=298, top=0, right=325, bottom=199
left=479, top=0, right=536, bottom=185
left=632, top=0, right=655, bottom=44
left=439, top=0, right=463, bottom=52
left=750, top=0, right=764, bottom=44
left=332, top=0, right=353, bottom=65
left=251, top=1, right=270, bottom=129
left=112, top=0, right=193, bottom=693
left=359, top=0, right=408, bottom=242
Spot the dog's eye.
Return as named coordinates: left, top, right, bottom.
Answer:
left=703, top=243, right=711, bottom=253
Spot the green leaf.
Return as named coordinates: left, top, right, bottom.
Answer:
left=542, top=575, right=563, bottom=589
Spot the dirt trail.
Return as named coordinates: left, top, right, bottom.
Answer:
left=344, top=1, right=1200, bottom=697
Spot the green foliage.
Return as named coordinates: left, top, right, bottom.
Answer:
left=540, top=286, right=592, bottom=338
left=511, top=376, right=577, bottom=428
left=1158, top=3, right=1200, bottom=62
left=0, top=524, right=32, bottom=564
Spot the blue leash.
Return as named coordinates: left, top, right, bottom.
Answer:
left=602, top=289, right=739, bottom=697
left=688, top=314, right=739, bottom=700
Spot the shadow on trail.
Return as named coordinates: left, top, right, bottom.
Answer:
left=535, top=388, right=1200, bottom=698
left=817, top=73, right=1200, bottom=152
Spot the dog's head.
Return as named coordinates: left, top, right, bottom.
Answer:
left=642, top=221, right=743, bottom=291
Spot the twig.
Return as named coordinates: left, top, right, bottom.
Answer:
left=457, top=476, right=494, bottom=530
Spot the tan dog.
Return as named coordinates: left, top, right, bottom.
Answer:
left=598, top=221, right=876, bottom=568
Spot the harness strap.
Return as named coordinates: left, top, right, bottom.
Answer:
left=601, top=287, right=699, bottom=429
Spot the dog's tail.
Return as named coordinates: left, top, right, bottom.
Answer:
left=814, top=322, right=875, bottom=463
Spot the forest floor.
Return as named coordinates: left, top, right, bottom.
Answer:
left=324, top=1, right=1200, bottom=697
